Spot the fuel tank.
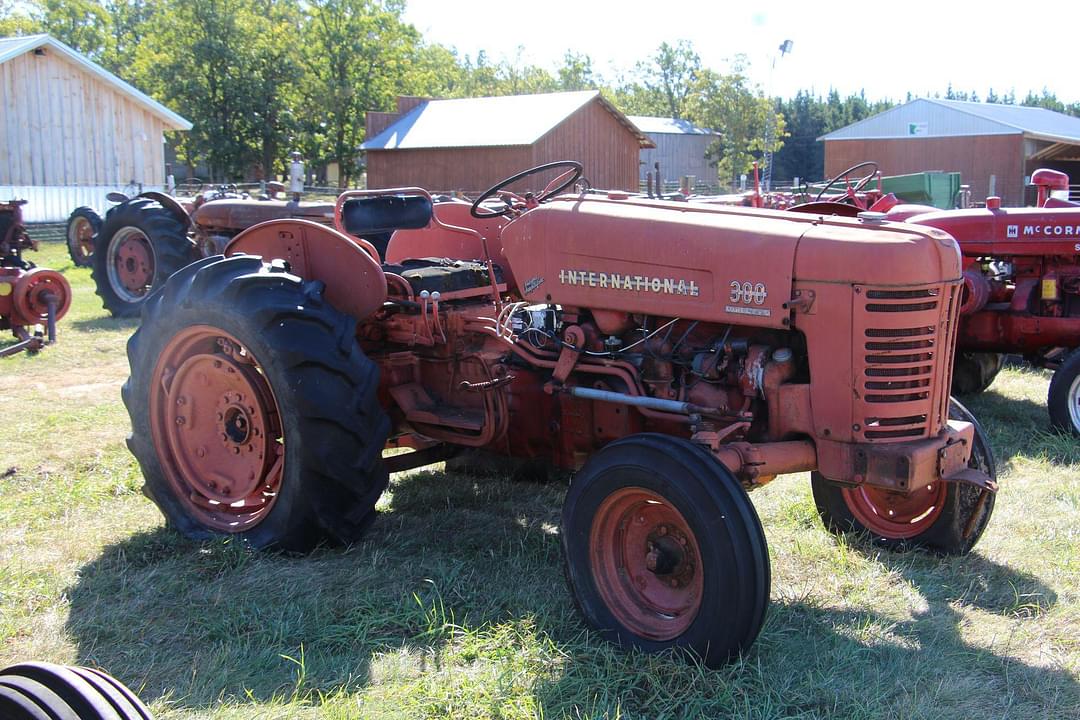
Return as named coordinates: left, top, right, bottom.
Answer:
left=500, top=195, right=962, bottom=327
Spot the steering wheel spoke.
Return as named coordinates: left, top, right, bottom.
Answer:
left=815, top=161, right=879, bottom=203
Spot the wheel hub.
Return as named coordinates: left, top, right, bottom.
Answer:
left=589, top=487, right=703, bottom=640
left=842, top=481, right=946, bottom=539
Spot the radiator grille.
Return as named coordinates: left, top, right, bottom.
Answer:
left=855, top=282, right=962, bottom=441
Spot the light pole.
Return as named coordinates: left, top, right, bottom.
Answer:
left=762, top=39, right=793, bottom=194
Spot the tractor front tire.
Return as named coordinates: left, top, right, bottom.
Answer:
left=951, top=351, right=1005, bottom=395
left=562, top=434, right=770, bottom=667
left=65, top=206, right=101, bottom=267
left=123, top=255, right=390, bottom=551
left=1048, top=348, right=1080, bottom=436
left=811, top=397, right=996, bottom=554
left=92, top=198, right=195, bottom=317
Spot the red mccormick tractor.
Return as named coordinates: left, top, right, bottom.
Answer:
left=90, top=184, right=333, bottom=317
left=122, top=162, right=997, bottom=666
left=1, top=200, right=72, bottom=357
left=883, top=169, right=1080, bottom=433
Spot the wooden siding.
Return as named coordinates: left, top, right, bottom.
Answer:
left=531, top=98, right=640, bottom=190
left=0, top=46, right=166, bottom=187
left=639, top=133, right=718, bottom=186
left=365, top=97, right=642, bottom=193
left=825, top=135, right=1026, bottom=205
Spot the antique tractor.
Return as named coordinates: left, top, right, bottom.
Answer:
left=90, top=184, right=333, bottom=317
left=881, top=168, right=1080, bottom=434
left=122, top=162, right=997, bottom=666
left=1, top=200, right=72, bottom=357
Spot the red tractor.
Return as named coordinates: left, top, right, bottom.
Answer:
left=883, top=169, right=1080, bottom=434
left=89, top=184, right=336, bottom=317
left=122, top=162, right=997, bottom=666
left=1, top=200, right=72, bottom=357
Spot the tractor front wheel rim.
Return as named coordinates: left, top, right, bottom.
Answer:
left=1068, top=373, right=1080, bottom=432
left=842, top=481, right=946, bottom=539
left=69, top=217, right=94, bottom=257
left=151, top=326, right=284, bottom=532
left=589, top=487, right=703, bottom=640
left=107, top=226, right=156, bottom=302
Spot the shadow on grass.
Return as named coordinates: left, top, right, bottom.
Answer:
left=964, top=389, right=1080, bottom=467
left=69, top=315, right=140, bottom=332
left=63, top=467, right=1079, bottom=718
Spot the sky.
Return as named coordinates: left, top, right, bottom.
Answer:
left=403, top=1, right=1080, bottom=104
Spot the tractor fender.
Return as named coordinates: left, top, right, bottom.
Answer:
left=226, top=218, right=387, bottom=321
left=136, top=191, right=192, bottom=230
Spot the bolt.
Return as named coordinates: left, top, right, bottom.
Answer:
left=196, top=447, right=206, bottom=458
left=636, top=515, right=645, bottom=524
left=217, top=412, right=224, bottom=421
left=213, top=360, right=222, bottom=369
left=175, top=416, right=185, bottom=425
left=232, top=447, right=240, bottom=455
left=669, top=579, right=679, bottom=588
left=176, top=396, right=186, bottom=406
left=658, top=526, right=668, bottom=536
left=678, top=536, right=687, bottom=546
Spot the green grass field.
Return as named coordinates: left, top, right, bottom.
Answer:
left=1, top=239, right=1077, bottom=719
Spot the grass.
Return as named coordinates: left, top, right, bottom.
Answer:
left=1, top=238, right=1078, bottom=719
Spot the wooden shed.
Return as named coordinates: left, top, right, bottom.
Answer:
left=0, top=34, right=192, bottom=222
left=820, top=99, right=1080, bottom=205
left=362, top=91, right=653, bottom=193
left=629, top=115, right=719, bottom=192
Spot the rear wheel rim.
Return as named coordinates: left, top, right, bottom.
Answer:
left=1067, top=373, right=1080, bottom=431
left=107, top=226, right=155, bottom=303
left=589, top=487, right=703, bottom=640
left=150, top=326, right=284, bottom=532
left=68, top=217, right=94, bottom=259
left=842, top=481, right=946, bottom=539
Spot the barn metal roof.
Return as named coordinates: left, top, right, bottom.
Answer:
left=628, top=116, right=716, bottom=136
left=362, top=90, right=653, bottom=150
left=0, top=34, right=192, bottom=130
left=819, top=98, right=1080, bottom=144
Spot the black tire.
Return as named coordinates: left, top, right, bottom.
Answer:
left=562, top=433, right=770, bottom=667
left=65, top=206, right=101, bottom=267
left=951, top=351, right=1005, bottom=395
left=811, top=397, right=996, bottom=554
left=0, top=662, right=153, bottom=719
left=1048, top=348, right=1080, bottom=436
left=91, top=198, right=195, bottom=317
left=123, top=255, right=389, bottom=551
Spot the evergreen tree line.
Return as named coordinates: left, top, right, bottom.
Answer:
left=2, top=0, right=1076, bottom=188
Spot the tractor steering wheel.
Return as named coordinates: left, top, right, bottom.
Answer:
left=815, top=161, right=879, bottom=202
left=470, top=161, right=584, bottom=218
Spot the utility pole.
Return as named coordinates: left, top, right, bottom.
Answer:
left=761, top=39, right=793, bottom=194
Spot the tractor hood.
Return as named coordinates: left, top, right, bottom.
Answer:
left=193, top=199, right=336, bottom=233
left=500, top=195, right=962, bottom=328
left=898, top=206, right=1080, bottom=255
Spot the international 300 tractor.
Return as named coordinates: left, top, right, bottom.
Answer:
left=121, top=162, right=997, bottom=666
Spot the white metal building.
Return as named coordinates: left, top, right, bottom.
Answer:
left=0, top=34, right=192, bottom=222
left=629, top=116, right=719, bottom=191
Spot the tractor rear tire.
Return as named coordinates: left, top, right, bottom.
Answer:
left=0, top=662, right=153, bottom=719
left=811, top=397, right=996, bottom=554
left=1048, top=347, right=1080, bottom=436
left=562, top=433, right=770, bottom=667
left=65, top=206, right=101, bottom=268
left=92, top=198, right=195, bottom=318
left=123, top=254, right=390, bottom=551
left=951, top=351, right=1005, bottom=395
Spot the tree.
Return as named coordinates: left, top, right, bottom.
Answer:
left=40, top=0, right=109, bottom=58
left=302, top=0, right=420, bottom=186
left=558, top=51, right=597, bottom=91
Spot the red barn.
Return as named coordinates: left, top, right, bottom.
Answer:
left=362, top=91, right=653, bottom=193
left=820, top=99, right=1080, bottom=205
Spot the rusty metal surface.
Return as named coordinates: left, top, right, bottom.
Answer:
left=195, top=199, right=335, bottom=233
left=226, top=219, right=386, bottom=322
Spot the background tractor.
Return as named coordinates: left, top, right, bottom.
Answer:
left=1, top=200, right=72, bottom=357
left=121, top=161, right=997, bottom=667
left=882, top=168, right=1080, bottom=434
left=88, top=182, right=336, bottom=317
